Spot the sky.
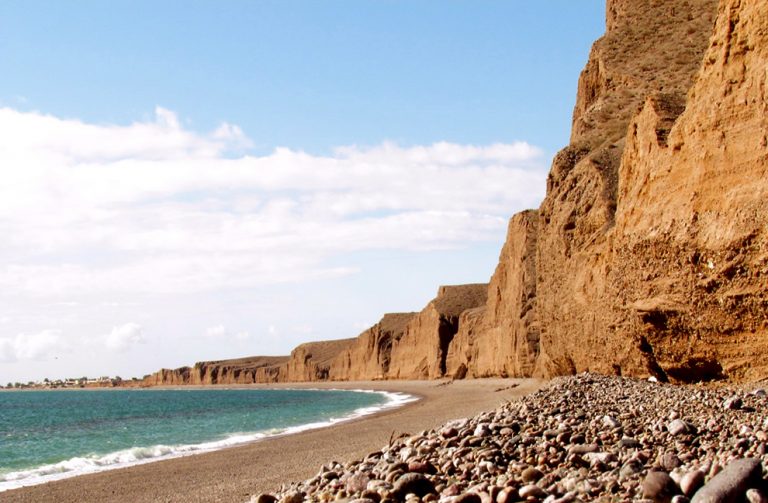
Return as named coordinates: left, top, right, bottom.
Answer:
left=0, top=1, right=605, bottom=384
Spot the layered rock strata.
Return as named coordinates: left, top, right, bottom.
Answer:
left=387, top=284, right=488, bottom=379
left=446, top=211, right=539, bottom=379
left=329, top=313, right=417, bottom=381
left=535, top=0, right=767, bottom=381
left=280, top=339, right=356, bottom=382
left=143, top=356, right=288, bottom=386
left=144, top=0, right=767, bottom=386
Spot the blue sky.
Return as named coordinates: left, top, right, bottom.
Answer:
left=0, top=2, right=605, bottom=383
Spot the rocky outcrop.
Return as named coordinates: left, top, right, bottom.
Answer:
left=606, top=0, right=768, bottom=382
left=446, top=211, right=539, bottom=378
left=387, top=284, right=488, bottom=379
left=281, top=339, right=356, bottom=381
left=143, top=356, right=288, bottom=386
left=534, top=0, right=720, bottom=379
left=142, top=0, right=767, bottom=386
left=329, top=313, right=417, bottom=381
left=534, top=0, right=768, bottom=382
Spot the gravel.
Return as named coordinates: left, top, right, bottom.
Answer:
left=251, top=373, right=768, bottom=502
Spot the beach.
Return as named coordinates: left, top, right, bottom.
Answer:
left=2, top=378, right=543, bottom=503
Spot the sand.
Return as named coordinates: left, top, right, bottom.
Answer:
left=2, top=378, right=543, bottom=503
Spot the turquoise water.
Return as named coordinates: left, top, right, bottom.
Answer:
left=0, top=388, right=411, bottom=491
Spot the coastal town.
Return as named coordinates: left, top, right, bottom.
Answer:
left=2, top=376, right=146, bottom=390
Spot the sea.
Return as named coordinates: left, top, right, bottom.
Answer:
left=0, top=387, right=415, bottom=492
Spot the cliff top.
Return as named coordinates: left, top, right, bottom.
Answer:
left=291, top=338, right=357, bottom=366
left=433, top=284, right=489, bottom=318
left=378, top=312, right=418, bottom=334
left=571, top=0, right=717, bottom=151
left=195, top=355, right=289, bottom=370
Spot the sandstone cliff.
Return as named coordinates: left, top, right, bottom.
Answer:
left=329, top=313, right=416, bottom=381
left=534, top=0, right=720, bottom=379
left=446, top=211, right=539, bottom=378
left=606, top=0, right=768, bottom=381
left=280, top=339, right=356, bottom=381
left=143, top=356, right=288, bottom=386
left=387, top=284, right=488, bottom=379
left=142, top=0, right=766, bottom=386
left=535, top=0, right=768, bottom=382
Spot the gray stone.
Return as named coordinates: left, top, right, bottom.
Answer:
left=620, top=437, right=641, bottom=448
left=691, top=458, right=762, bottom=503
left=474, top=424, right=490, bottom=437
left=621, top=460, right=643, bottom=480
left=347, top=472, right=371, bottom=494
left=660, top=453, right=682, bottom=471
left=603, top=415, right=621, bottom=428
left=723, top=396, right=743, bottom=410
left=668, top=419, right=692, bottom=436
left=568, top=443, right=599, bottom=455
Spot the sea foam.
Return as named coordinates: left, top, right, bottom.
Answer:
left=0, top=390, right=416, bottom=493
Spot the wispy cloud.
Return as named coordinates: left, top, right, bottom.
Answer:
left=0, top=330, right=68, bottom=362
left=104, top=323, right=145, bottom=351
left=0, top=106, right=547, bottom=297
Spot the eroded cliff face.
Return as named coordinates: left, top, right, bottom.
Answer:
left=142, top=0, right=765, bottom=386
left=533, top=0, right=720, bottom=378
left=607, top=0, right=768, bottom=381
left=387, top=284, right=488, bottom=379
left=143, top=356, right=288, bottom=386
left=329, top=313, right=416, bottom=381
left=281, top=339, right=356, bottom=381
left=446, top=211, right=539, bottom=378
left=534, top=0, right=768, bottom=382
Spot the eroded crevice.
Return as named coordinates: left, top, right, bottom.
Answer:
left=437, top=316, right=460, bottom=377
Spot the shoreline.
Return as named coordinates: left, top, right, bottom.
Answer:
left=2, top=378, right=544, bottom=503
left=0, top=387, right=417, bottom=494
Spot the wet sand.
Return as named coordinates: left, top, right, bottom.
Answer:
left=2, top=378, right=543, bottom=503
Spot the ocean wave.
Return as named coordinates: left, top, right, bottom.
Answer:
left=0, top=389, right=417, bottom=492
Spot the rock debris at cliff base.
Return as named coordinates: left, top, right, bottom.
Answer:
left=253, top=374, right=768, bottom=503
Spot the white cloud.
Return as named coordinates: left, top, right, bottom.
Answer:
left=0, top=330, right=67, bottom=362
left=0, top=106, right=548, bottom=297
left=205, top=325, right=227, bottom=338
left=204, top=325, right=252, bottom=341
left=234, top=331, right=252, bottom=341
left=105, top=323, right=145, bottom=351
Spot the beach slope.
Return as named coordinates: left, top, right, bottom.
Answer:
left=3, top=379, right=542, bottom=503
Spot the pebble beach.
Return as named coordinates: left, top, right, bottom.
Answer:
left=1, top=379, right=542, bottom=503
left=257, top=374, right=768, bottom=503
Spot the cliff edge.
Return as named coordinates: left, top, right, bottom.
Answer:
left=143, top=0, right=767, bottom=386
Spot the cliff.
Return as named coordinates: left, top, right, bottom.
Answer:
left=329, top=313, right=416, bottom=381
left=605, top=0, right=768, bottom=381
left=446, top=211, right=539, bottom=378
left=535, top=0, right=768, bottom=382
left=143, top=0, right=767, bottom=386
left=143, top=356, right=288, bottom=386
left=280, top=339, right=356, bottom=381
left=387, top=284, right=488, bottom=379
